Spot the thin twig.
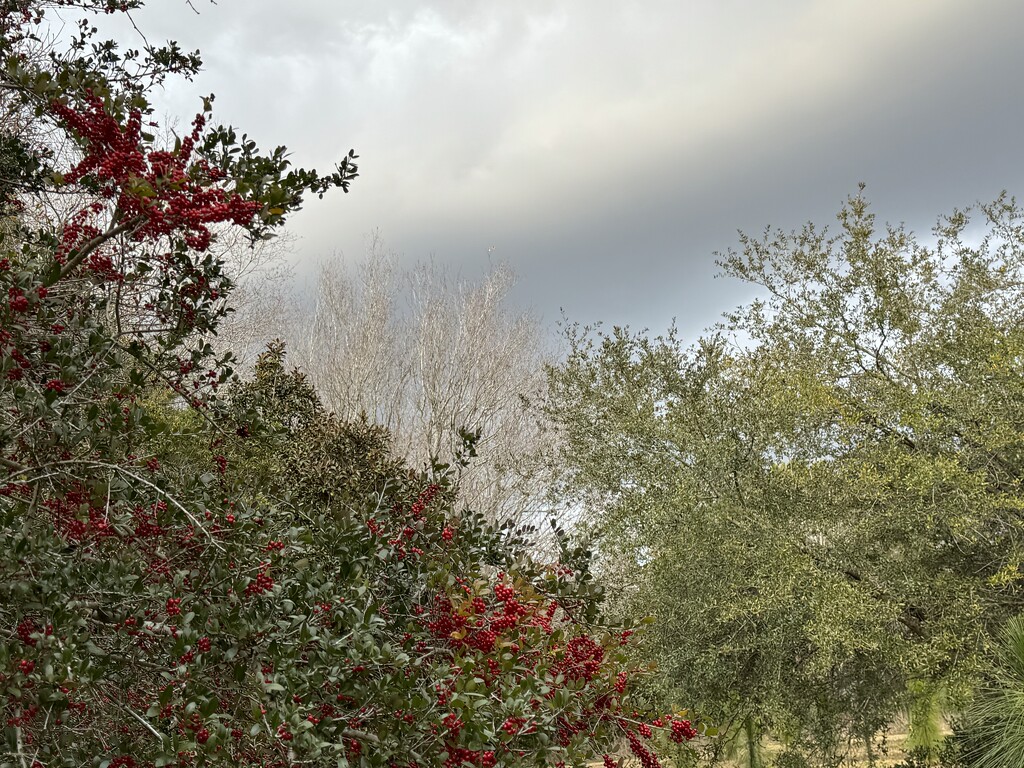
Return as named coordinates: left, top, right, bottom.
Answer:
left=14, top=718, right=29, bottom=768
left=89, top=460, right=225, bottom=550
left=110, top=337, right=233, bottom=439
left=341, top=728, right=381, bottom=745
left=21, top=459, right=226, bottom=551
left=0, top=455, right=23, bottom=471
left=124, top=705, right=164, bottom=743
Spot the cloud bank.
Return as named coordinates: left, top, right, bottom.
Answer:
left=86, top=0, right=1024, bottom=335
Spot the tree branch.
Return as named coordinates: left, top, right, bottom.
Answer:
left=53, top=214, right=145, bottom=284
left=341, top=728, right=381, bottom=745
left=124, top=705, right=165, bottom=743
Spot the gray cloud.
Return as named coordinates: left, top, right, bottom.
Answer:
left=87, top=0, right=1024, bottom=337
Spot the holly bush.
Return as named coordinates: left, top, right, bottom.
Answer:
left=0, top=2, right=706, bottom=767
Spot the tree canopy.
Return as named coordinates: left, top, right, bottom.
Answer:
left=546, top=190, right=1024, bottom=765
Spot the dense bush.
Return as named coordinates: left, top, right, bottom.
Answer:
left=0, top=2, right=707, bottom=766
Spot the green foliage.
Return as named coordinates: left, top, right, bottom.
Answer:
left=960, top=615, right=1024, bottom=768
left=905, top=681, right=946, bottom=761
left=546, top=190, right=1024, bottom=763
left=0, top=3, right=685, bottom=766
left=223, top=341, right=404, bottom=507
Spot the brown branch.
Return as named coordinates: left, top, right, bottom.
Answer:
left=53, top=215, right=145, bottom=284
left=897, top=612, right=926, bottom=639
left=341, top=728, right=381, bottom=745
left=0, top=455, right=24, bottom=472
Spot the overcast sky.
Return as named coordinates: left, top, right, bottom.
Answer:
left=88, top=1, right=1024, bottom=338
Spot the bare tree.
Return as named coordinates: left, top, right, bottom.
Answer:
left=290, top=235, right=557, bottom=530
left=207, top=228, right=297, bottom=369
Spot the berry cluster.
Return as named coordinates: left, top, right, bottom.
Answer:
left=668, top=717, right=698, bottom=743
left=443, top=712, right=464, bottom=734
left=245, top=564, right=275, bottom=596
left=626, top=728, right=662, bottom=768
left=43, top=483, right=116, bottom=542
left=552, top=635, right=606, bottom=683
left=16, top=619, right=39, bottom=647
left=50, top=94, right=263, bottom=261
left=410, top=483, right=440, bottom=516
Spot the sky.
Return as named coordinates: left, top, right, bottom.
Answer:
left=82, top=0, right=1024, bottom=339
